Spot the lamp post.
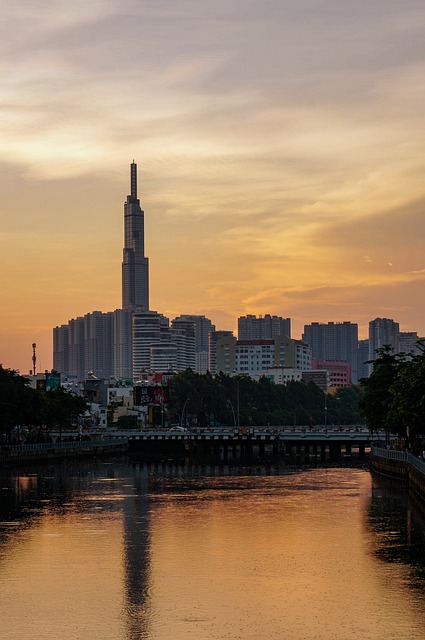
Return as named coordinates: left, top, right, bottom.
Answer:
left=234, top=375, right=248, bottom=429
left=227, top=399, right=236, bottom=428
left=324, top=389, right=328, bottom=429
left=180, top=395, right=190, bottom=429
left=237, top=380, right=240, bottom=428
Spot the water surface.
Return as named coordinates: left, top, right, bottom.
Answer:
left=1, top=462, right=424, bottom=640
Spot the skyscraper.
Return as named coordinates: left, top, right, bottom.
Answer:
left=122, top=162, right=149, bottom=311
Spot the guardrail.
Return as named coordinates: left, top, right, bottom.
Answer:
left=1, top=438, right=128, bottom=456
left=371, top=445, right=425, bottom=476
left=407, top=451, right=425, bottom=474
left=371, top=445, right=407, bottom=462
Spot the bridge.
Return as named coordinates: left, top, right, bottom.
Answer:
left=128, top=426, right=376, bottom=462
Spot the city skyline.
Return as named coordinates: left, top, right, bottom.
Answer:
left=2, top=1, right=425, bottom=374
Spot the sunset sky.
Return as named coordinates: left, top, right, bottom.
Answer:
left=1, top=0, right=425, bottom=374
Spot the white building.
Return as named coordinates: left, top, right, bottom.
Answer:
left=132, top=310, right=170, bottom=378
left=216, top=336, right=312, bottom=378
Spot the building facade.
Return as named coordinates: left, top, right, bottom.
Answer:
left=357, top=339, right=370, bottom=382
left=302, top=321, right=359, bottom=383
left=172, top=314, right=215, bottom=374
left=311, top=359, right=352, bottom=388
left=132, top=310, right=171, bottom=379
left=368, top=317, right=399, bottom=374
left=216, top=336, right=312, bottom=378
left=238, top=314, right=291, bottom=340
left=122, top=162, right=149, bottom=311
left=208, top=330, right=234, bottom=375
left=53, top=311, right=114, bottom=382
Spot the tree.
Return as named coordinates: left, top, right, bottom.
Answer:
left=0, top=365, right=87, bottom=442
left=359, top=346, right=402, bottom=438
left=386, top=342, right=425, bottom=446
left=0, top=366, right=34, bottom=441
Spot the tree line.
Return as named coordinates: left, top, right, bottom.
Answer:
left=166, top=370, right=364, bottom=428
left=0, top=366, right=86, bottom=443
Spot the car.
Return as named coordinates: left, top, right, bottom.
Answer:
left=169, top=426, right=188, bottom=432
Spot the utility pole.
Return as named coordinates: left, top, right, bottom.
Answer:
left=32, top=343, right=37, bottom=376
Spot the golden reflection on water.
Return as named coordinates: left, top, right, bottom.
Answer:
left=0, top=466, right=424, bottom=640
left=142, top=470, right=422, bottom=640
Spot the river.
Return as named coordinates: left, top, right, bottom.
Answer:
left=0, top=460, right=424, bottom=640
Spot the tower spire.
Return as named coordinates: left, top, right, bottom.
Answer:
left=130, top=161, right=137, bottom=200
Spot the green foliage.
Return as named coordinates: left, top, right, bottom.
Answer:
left=167, top=370, right=364, bottom=427
left=359, top=346, right=402, bottom=434
left=387, top=341, right=425, bottom=442
left=360, top=342, right=425, bottom=443
left=0, top=365, right=86, bottom=442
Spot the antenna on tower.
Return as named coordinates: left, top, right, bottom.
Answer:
left=32, top=343, right=37, bottom=376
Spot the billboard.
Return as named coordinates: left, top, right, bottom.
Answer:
left=133, top=385, right=169, bottom=406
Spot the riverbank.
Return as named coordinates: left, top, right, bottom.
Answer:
left=370, top=445, right=425, bottom=504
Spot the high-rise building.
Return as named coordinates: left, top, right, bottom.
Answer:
left=172, top=314, right=215, bottom=374
left=357, top=339, right=370, bottom=382
left=302, top=321, right=359, bottom=383
left=368, top=318, right=399, bottom=369
left=67, top=316, right=85, bottom=381
left=53, top=311, right=114, bottom=382
left=132, top=310, right=170, bottom=379
left=83, top=311, right=114, bottom=380
left=122, top=162, right=149, bottom=311
left=53, top=324, right=69, bottom=375
left=170, top=317, right=196, bottom=372
left=394, top=331, right=422, bottom=357
left=238, top=314, right=291, bottom=340
left=208, top=330, right=234, bottom=375
left=113, top=308, right=134, bottom=381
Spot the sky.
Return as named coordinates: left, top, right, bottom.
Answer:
left=1, top=0, right=425, bottom=374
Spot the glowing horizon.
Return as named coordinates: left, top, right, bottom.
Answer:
left=1, top=0, right=425, bottom=374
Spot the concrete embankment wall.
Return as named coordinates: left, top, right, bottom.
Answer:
left=409, top=464, right=425, bottom=501
left=371, top=447, right=425, bottom=503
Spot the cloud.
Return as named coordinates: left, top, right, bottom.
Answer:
left=2, top=0, right=425, bottom=372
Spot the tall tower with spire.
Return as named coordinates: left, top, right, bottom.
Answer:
left=122, top=162, right=149, bottom=310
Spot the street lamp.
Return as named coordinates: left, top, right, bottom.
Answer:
left=227, top=399, right=236, bottom=428
left=324, top=389, right=328, bottom=429
left=234, top=375, right=248, bottom=429
left=180, top=395, right=190, bottom=429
